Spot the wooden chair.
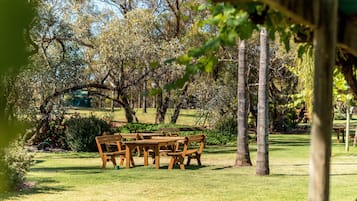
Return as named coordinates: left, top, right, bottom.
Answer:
left=167, top=134, right=205, bottom=170
left=120, top=133, right=143, bottom=156
left=95, top=134, right=135, bottom=168
left=160, top=128, right=180, bottom=136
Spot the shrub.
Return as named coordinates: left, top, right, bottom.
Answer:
left=334, top=112, right=346, bottom=120
left=117, top=123, right=159, bottom=133
left=65, top=116, right=111, bottom=152
left=0, top=137, right=33, bottom=192
left=205, top=130, right=236, bottom=145
left=34, top=117, right=68, bottom=150
left=211, top=117, right=237, bottom=145
left=214, top=117, right=237, bottom=135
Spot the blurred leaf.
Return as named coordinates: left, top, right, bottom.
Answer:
left=198, top=56, right=217, bottom=73
left=177, top=54, right=191, bottom=65
left=164, top=58, right=176, bottom=64
left=188, top=47, right=205, bottom=58
left=164, top=74, right=189, bottom=91
left=150, top=88, right=162, bottom=96
left=203, top=37, right=221, bottom=51
left=149, top=61, right=159, bottom=68
left=0, top=0, right=34, bottom=73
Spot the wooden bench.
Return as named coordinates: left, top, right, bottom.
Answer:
left=120, top=133, right=142, bottom=156
left=95, top=134, right=135, bottom=168
left=167, top=134, right=205, bottom=170
left=160, top=128, right=180, bottom=136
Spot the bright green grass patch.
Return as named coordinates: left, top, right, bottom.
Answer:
left=67, top=108, right=199, bottom=126
left=2, top=134, right=357, bottom=201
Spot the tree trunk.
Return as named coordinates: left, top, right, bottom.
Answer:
left=121, top=95, right=134, bottom=123
left=235, top=40, right=252, bottom=167
left=309, top=0, right=337, bottom=200
left=156, top=89, right=170, bottom=124
left=256, top=28, right=270, bottom=175
left=111, top=90, right=115, bottom=112
left=142, top=65, right=148, bottom=113
left=143, top=79, right=147, bottom=113
left=155, top=89, right=163, bottom=124
left=170, top=83, right=189, bottom=124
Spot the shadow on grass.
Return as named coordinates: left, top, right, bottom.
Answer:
left=0, top=178, right=69, bottom=201
left=269, top=140, right=310, bottom=146
left=211, top=165, right=234, bottom=170
left=30, top=166, right=103, bottom=174
left=157, top=164, right=208, bottom=170
left=178, top=113, right=198, bottom=118
left=58, top=153, right=98, bottom=159
left=272, top=173, right=309, bottom=177
left=204, top=146, right=236, bottom=154
left=204, top=146, right=287, bottom=154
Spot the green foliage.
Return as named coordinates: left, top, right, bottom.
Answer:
left=0, top=0, right=35, bottom=192
left=0, top=0, right=34, bottom=73
left=64, top=116, right=111, bottom=152
left=170, top=1, right=296, bottom=91
left=334, top=112, right=346, bottom=120
left=271, top=106, right=299, bottom=132
left=0, top=137, right=33, bottom=192
left=205, top=130, right=235, bottom=145
left=117, top=123, right=160, bottom=133
left=34, top=117, right=68, bottom=150
left=206, top=117, right=237, bottom=145
left=214, top=117, right=237, bottom=136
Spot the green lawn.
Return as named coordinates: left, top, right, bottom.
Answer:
left=67, top=108, right=200, bottom=126
left=2, top=134, right=357, bottom=201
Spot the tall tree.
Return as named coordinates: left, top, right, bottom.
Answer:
left=309, top=0, right=337, bottom=200
left=235, top=40, right=252, bottom=166
left=256, top=27, right=269, bottom=175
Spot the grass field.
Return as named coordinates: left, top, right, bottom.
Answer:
left=67, top=108, right=202, bottom=126
left=2, top=134, right=357, bottom=201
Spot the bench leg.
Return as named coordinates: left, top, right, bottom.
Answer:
left=196, top=154, right=202, bottom=166
left=168, top=155, right=185, bottom=170
left=119, top=155, right=125, bottom=166
left=110, top=156, right=117, bottom=167
left=130, top=156, right=135, bottom=167
left=178, top=156, right=185, bottom=170
left=168, top=156, right=176, bottom=170
left=187, top=155, right=191, bottom=166
left=186, top=154, right=202, bottom=167
left=101, top=156, right=107, bottom=168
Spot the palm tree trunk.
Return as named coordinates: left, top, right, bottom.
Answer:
left=235, top=40, right=252, bottom=167
left=256, top=28, right=269, bottom=175
left=309, top=0, right=337, bottom=200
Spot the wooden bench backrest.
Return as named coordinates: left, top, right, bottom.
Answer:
left=160, top=128, right=180, bottom=136
left=119, top=133, right=140, bottom=140
left=182, top=134, right=205, bottom=155
left=95, top=134, right=123, bottom=154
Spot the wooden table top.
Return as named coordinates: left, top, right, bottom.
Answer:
left=123, top=138, right=177, bottom=145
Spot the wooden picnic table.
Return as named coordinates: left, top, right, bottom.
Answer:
left=333, top=127, right=345, bottom=143
left=332, top=126, right=357, bottom=143
left=124, top=139, right=178, bottom=169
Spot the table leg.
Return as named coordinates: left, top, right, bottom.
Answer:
left=336, top=129, right=340, bottom=143
left=155, top=146, right=160, bottom=169
left=342, top=129, right=345, bottom=143
left=144, top=147, right=149, bottom=166
left=125, top=145, right=131, bottom=169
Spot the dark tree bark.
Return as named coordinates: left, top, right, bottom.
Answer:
left=155, top=89, right=170, bottom=123
left=170, top=83, right=189, bottom=124
left=235, top=40, right=252, bottom=167
left=121, top=95, right=135, bottom=123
